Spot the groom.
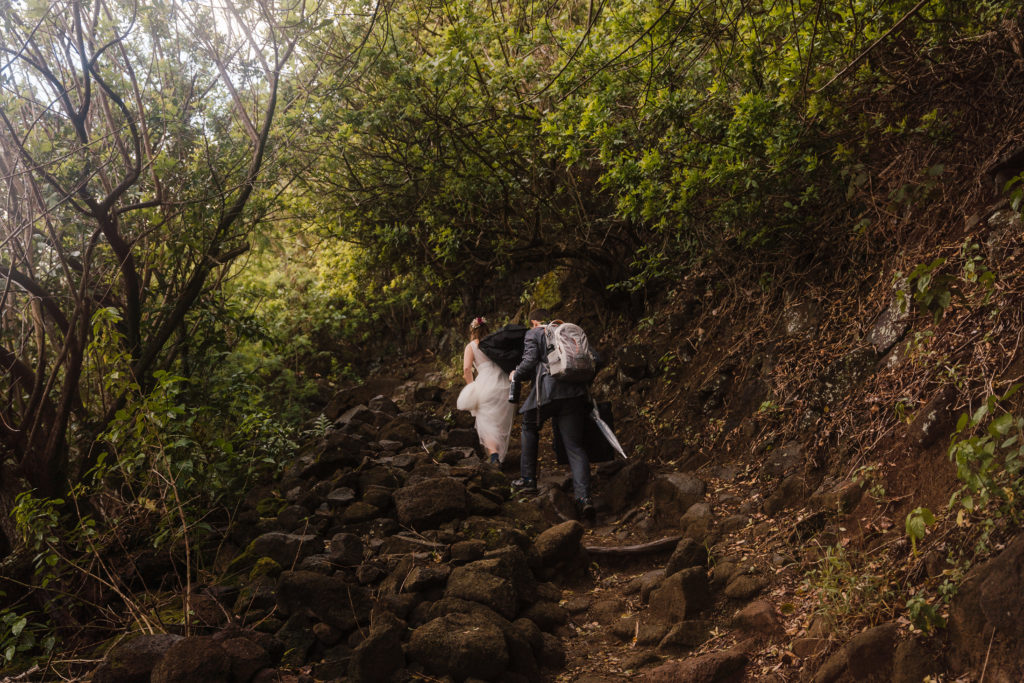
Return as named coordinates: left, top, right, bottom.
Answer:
left=509, top=308, right=594, bottom=520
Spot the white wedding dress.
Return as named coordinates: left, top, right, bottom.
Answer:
left=457, top=341, right=515, bottom=460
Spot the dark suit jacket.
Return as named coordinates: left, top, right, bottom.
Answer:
left=513, top=324, right=587, bottom=415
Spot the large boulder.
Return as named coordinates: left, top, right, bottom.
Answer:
left=606, top=461, right=652, bottom=513
left=649, top=567, right=709, bottom=622
left=413, top=384, right=444, bottom=403
left=679, top=503, right=714, bottom=544
left=650, top=473, right=706, bottom=525
left=328, top=532, right=364, bottom=566
left=275, top=613, right=317, bottom=667
left=393, top=477, right=468, bottom=528
left=664, top=538, right=708, bottom=576
left=92, top=634, right=183, bottom=683
left=233, top=532, right=324, bottom=572
left=732, top=600, right=781, bottom=638
left=325, top=378, right=402, bottom=420
left=657, top=620, right=714, bottom=652
left=211, top=627, right=284, bottom=669
left=519, top=601, right=569, bottom=632
left=349, top=609, right=406, bottom=682
left=445, top=427, right=480, bottom=448
left=641, top=639, right=751, bottom=682
left=892, top=636, right=944, bottom=683
left=379, top=418, right=419, bottom=445
left=505, top=619, right=542, bottom=681
left=216, top=636, right=272, bottom=682
left=404, top=563, right=452, bottom=592
left=948, top=533, right=1024, bottom=682
left=812, top=623, right=898, bottom=683
left=407, top=612, right=510, bottom=680
left=445, top=565, right=518, bottom=619
left=276, top=571, right=372, bottom=632
left=150, top=637, right=230, bottom=683
left=368, top=394, right=400, bottom=415
left=326, top=488, right=357, bottom=509
left=533, top=520, right=584, bottom=566
left=724, top=573, right=768, bottom=600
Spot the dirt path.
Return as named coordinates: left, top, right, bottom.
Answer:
left=532, top=464, right=826, bottom=683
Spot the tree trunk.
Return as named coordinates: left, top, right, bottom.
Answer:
left=0, top=463, right=23, bottom=557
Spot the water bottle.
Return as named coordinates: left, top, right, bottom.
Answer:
left=508, top=379, right=521, bottom=403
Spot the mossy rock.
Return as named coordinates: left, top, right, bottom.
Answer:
left=156, top=605, right=187, bottom=632
left=255, top=496, right=285, bottom=517
left=226, top=551, right=259, bottom=576
left=249, top=557, right=282, bottom=581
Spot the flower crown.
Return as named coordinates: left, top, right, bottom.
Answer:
left=470, top=316, right=487, bottom=329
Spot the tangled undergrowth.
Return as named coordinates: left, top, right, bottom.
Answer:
left=583, top=18, right=1024, bottom=652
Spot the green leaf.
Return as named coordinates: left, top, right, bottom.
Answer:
left=11, top=616, right=27, bottom=636
left=990, top=413, right=1014, bottom=436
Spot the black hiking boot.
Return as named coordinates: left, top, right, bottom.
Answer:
left=576, top=497, right=596, bottom=523
left=511, top=477, right=538, bottom=495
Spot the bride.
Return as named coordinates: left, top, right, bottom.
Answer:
left=457, top=317, right=515, bottom=465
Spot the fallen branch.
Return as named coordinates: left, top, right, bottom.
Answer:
left=816, top=0, right=932, bottom=93
left=584, top=535, right=682, bottom=557
left=391, top=534, right=447, bottom=550
left=1, top=665, right=41, bottom=682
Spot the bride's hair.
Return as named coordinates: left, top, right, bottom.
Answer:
left=469, top=316, right=489, bottom=341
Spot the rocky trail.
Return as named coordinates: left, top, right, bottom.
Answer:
left=79, top=199, right=1024, bottom=682
left=81, top=361, right=938, bottom=683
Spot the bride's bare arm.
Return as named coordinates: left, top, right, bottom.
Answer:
left=463, top=343, right=475, bottom=384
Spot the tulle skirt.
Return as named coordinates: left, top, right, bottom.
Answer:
left=457, top=362, right=515, bottom=459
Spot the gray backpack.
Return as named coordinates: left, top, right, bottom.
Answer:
left=543, top=321, right=595, bottom=383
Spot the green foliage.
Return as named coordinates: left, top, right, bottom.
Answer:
left=1005, top=172, right=1024, bottom=212
left=305, top=415, right=332, bottom=441
left=0, top=606, right=54, bottom=667
left=3, top=305, right=303, bottom=656
left=280, top=0, right=1018, bottom=309
left=92, top=365, right=298, bottom=553
left=228, top=236, right=449, bottom=372
left=905, top=506, right=935, bottom=556
left=961, top=242, right=996, bottom=303
left=853, top=464, right=886, bottom=500
left=10, top=493, right=62, bottom=587
left=947, top=384, right=1024, bottom=521
left=521, top=270, right=565, bottom=314
left=906, top=592, right=946, bottom=632
left=801, top=545, right=896, bottom=633
left=896, top=243, right=996, bottom=324
left=1, top=0, right=1020, bottom=663
left=896, top=258, right=956, bottom=323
